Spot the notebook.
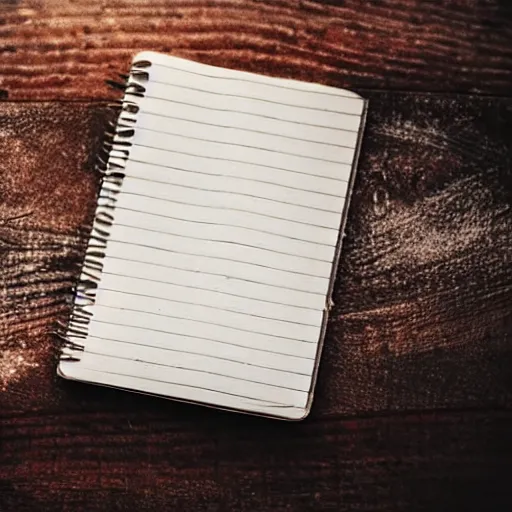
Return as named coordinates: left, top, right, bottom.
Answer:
left=58, top=51, right=367, bottom=420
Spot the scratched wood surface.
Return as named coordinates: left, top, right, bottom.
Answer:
left=1, top=0, right=512, bottom=511
left=0, top=0, right=512, bottom=99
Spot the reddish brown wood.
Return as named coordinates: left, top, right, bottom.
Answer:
left=0, top=92, right=511, bottom=509
left=321, top=91, right=512, bottom=416
left=0, top=102, right=110, bottom=405
left=2, top=408, right=511, bottom=511
left=0, top=0, right=511, bottom=99
left=1, top=1, right=512, bottom=510
left=1, top=94, right=511, bottom=416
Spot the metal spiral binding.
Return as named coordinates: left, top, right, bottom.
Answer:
left=58, top=59, right=152, bottom=363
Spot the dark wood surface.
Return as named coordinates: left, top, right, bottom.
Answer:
left=1, top=1, right=511, bottom=511
left=1, top=0, right=512, bottom=99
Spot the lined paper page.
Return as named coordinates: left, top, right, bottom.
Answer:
left=59, top=51, right=366, bottom=420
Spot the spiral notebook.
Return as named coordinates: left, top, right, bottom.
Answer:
left=58, top=51, right=367, bottom=420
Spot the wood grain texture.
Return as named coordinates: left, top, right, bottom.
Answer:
left=0, top=102, right=111, bottom=402
left=1, top=1, right=512, bottom=509
left=322, top=91, right=512, bottom=415
left=0, top=93, right=511, bottom=509
left=1, top=95, right=511, bottom=416
left=1, top=0, right=512, bottom=100
left=2, top=408, right=512, bottom=511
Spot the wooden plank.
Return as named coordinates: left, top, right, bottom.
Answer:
left=0, top=0, right=511, bottom=99
left=0, top=102, right=113, bottom=408
left=0, top=93, right=511, bottom=418
left=319, top=90, right=512, bottom=415
left=1, top=74, right=512, bottom=512
left=1, top=2, right=511, bottom=510
left=1, top=408, right=511, bottom=511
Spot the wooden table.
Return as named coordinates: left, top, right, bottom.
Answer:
left=1, top=1, right=511, bottom=510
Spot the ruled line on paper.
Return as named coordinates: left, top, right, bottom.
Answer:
left=147, top=79, right=361, bottom=116
left=73, top=347, right=310, bottom=392
left=62, top=363, right=304, bottom=408
left=132, top=111, right=357, bottom=145
left=123, top=173, right=346, bottom=213
left=111, top=192, right=342, bottom=242
left=111, top=222, right=332, bottom=263
left=103, top=238, right=331, bottom=279
left=112, top=206, right=335, bottom=247
left=101, top=241, right=331, bottom=297
left=114, top=190, right=341, bottom=230
left=150, top=60, right=358, bottom=100
left=86, top=335, right=312, bottom=376
left=101, top=271, right=320, bottom=311
left=140, top=95, right=357, bottom=131
left=74, top=344, right=311, bottom=405
left=61, top=367, right=309, bottom=417
left=129, top=154, right=348, bottom=191
left=106, top=203, right=338, bottom=251
left=111, top=183, right=340, bottom=243
left=132, top=143, right=352, bottom=178
left=87, top=323, right=316, bottom=374
left=93, top=300, right=319, bottom=344
left=133, top=117, right=355, bottom=161
left=92, top=320, right=316, bottom=360
left=99, top=285, right=321, bottom=327
left=135, top=125, right=352, bottom=165
left=119, top=166, right=347, bottom=215
left=133, top=114, right=354, bottom=164
left=110, top=206, right=337, bottom=261
left=133, top=103, right=359, bottom=141
left=98, top=274, right=324, bottom=327
left=144, top=55, right=363, bottom=114
left=128, top=157, right=348, bottom=196
left=128, top=143, right=351, bottom=187
left=93, top=289, right=321, bottom=343
left=99, top=256, right=326, bottom=298
left=133, top=128, right=354, bottom=168
left=93, top=236, right=331, bottom=296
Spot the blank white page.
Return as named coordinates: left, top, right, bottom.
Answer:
left=59, top=51, right=367, bottom=420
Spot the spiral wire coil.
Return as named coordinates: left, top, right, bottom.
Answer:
left=57, top=60, right=151, bottom=362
